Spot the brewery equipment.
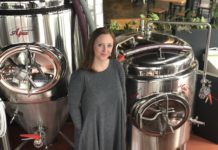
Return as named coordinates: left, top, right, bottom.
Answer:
left=0, top=0, right=91, bottom=149
left=116, top=21, right=208, bottom=150
left=0, top=43, right=68, bottom=148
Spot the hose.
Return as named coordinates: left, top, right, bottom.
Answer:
left=0, top=98, right=7, bottom=137
left=71, top=0, right=97, bottom=50
left=72, top=0, right=89, bottom=50
left=80, top=0, right=96, bottom=32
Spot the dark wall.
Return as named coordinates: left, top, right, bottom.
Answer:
left=192, top=73, right=218, bottom=144
left=175, top=29, right=218, bottom=143
left=175, top=29, right=218, bottom=70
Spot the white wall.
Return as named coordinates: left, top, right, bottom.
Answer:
left=87, top=0, right=104, bottom=28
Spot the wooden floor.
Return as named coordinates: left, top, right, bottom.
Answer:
left=1, top=121, right=218, bottom=150
left=188, top=134, right=218, bottom=150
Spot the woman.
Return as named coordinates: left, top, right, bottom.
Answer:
left=68, top=27, right=126, bottom=150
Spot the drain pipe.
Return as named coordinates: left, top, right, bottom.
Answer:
left=1, top=133, right=11, bottom=150
left=71, top=0, right=89, bottom=50
left=146, top=21, right=212, bottom=100
left=80, top=0, right=96, bottom=32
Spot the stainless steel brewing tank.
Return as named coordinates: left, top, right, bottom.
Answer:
left=0, top=0, right=84, bottom=73
left=116, top=32, right=198, bottom=150
left=0, top=43, right=68, bottom=147
left=0, top=0, right=82, bottom=147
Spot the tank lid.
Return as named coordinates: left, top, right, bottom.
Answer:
left=0, top=0, right=65, bottom=10
left=116, top=32, right=197, bottom=78
left=0, top=43, right=67, bottom=97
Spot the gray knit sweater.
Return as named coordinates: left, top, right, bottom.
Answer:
left=68, top=59, right=126, bottom=150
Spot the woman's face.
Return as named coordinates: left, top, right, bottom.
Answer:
left=93, top=33, right=113, bottom=62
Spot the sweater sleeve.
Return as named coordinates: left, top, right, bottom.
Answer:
left=116, top=61, right=127, bottom=116
left=116, top=60, right=127, bottom=150
left=68, top=71, right=84, bottom=148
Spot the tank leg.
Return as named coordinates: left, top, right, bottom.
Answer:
left=14, top=140, right=29, bottom=150
left=177, top=144, right=186, bottom=150
left=59, top=131, right=75, bottom=148
left=1, top=132, right=11, bottom=150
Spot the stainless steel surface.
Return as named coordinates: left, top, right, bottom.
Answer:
left=0, top=0, right=86, bottom=148
left=0, top=0, right=65, bottom=9
left=0, top=43, right=68, bottom=105
left=72, top=15, right=85, bottom=71
left=131, top=123, right=190, bottom=150
left=146, top=21, right=212, bottom=85
left=189, top=117, right=205, bottom=126
left=117, top=31, right=198, bottom=150
left=0, top=43, right=69, bottom=146
left=59, top=131, right=75, bottom=148
left=0, top=7, right=77, bottom=73
left=0, top=44, right=67, bottom=99
left=1, top=132, right=11, bottom=150
left=5, top=97, right=68, bottom=146
left=131, top=93, right=190, bottom=136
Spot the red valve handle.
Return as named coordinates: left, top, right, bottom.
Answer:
left=118, top=54, right=125, bottom=62
left=209, top=94, right=213, bottom=105
left=20, top=134, right=41, bottom=140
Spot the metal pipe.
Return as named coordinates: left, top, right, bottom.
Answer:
left=124, top=44, right=192, bottom=57
left=80, top=0, right=96, bottom=32
left=14, top=140, right=29, bottom=150
left=1, top=132, right=11, bottom=150
left=146, top=20, right=212, bottom=84
left=115, top=36, right=136, bottom=57
left=71, top=0, right=89, bottom=50
left=59, top=131, right=75, bottom=148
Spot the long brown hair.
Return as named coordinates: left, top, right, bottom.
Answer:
left=81, top=27, right=116, bottom=70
